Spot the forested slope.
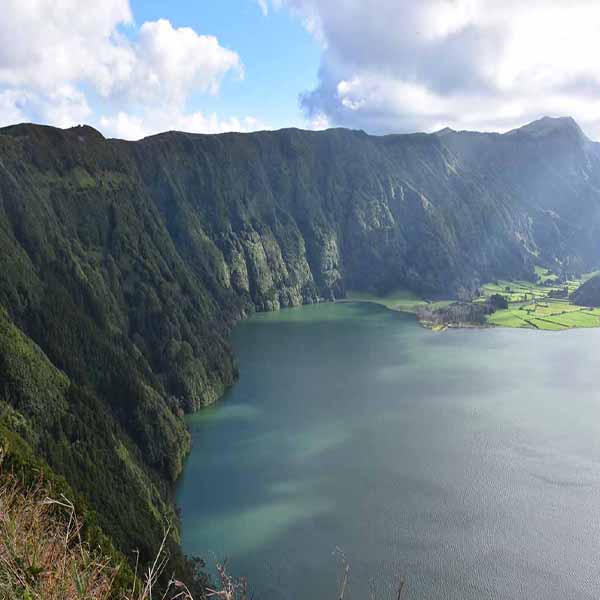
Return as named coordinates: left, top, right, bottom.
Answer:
left=0, top=116, right=599, bottom=577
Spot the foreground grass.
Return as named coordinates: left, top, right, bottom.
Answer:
left=0, top=467, right=249, bottom=600
left=1, top=473, right=119, bottom=599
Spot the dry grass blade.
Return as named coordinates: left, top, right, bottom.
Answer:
left=332, top=547, right=350, bottom=600
left=396, top=577, right=405, bottom=600
left=205, top=561, right=248, bottom=600
left=0, top=472, right=117, bottom=599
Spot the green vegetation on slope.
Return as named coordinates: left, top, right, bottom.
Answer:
left=345, top=288, right=428, bottom=312
left=0, top=308, right=185, bottom=566
left=0, top=117, right=600, bottom=584
left=0, top=421, right=135, bottom=594
left=571, top=271, right=600, bottom=307
left=534, top=265, right=559, bottom=284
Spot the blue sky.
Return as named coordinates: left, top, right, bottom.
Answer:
left=126, top=0, right=321, bottom=130
left=1, top=1, right=599, bottom=139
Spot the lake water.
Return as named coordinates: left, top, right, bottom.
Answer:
left=176, top=302, right=600, bottom=600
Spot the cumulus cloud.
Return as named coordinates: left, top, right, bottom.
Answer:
left=0, top=0, right=253, bottom=138
left=267, top=0, right=600, bottom=138
left=0, top=90, right=30, bottom=127
left=124, top=19, right=243, bottom=105
left=0, top=0, right=134, bottom=92
left=256, top=0, right=270, bottom=16
left=0, top=86, right=91, bottom=129
left=100, top=110, right=264, bottom=140
left=306, top=111, right=330, bottom=130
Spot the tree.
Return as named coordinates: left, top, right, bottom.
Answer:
left=489, top=294, right=509, bottom=309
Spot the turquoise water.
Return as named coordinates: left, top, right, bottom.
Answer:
left=177, top=302, right=600, bottom=599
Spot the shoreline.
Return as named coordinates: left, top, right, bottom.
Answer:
left=336, top=296, right=600, bottom=332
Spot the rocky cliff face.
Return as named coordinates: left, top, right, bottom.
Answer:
left=436, top=117, right=600, bottom=274
left=129, top=118, right=600, bottom=305
left=129, top=128, right=527, bottom=301
left=0, top=116, right=599, bottom=571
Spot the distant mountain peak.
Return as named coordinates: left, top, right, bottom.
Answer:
left=506, top=116, right=587, bottom=141
left=66, top=124, right=105, bottom=139
left=433, top=126, right=456, bottom=136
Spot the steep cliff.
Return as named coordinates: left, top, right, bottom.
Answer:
left=0, top=117, right=599, bottom=574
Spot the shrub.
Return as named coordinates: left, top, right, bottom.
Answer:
left=489, top=294, right=509, bottom=309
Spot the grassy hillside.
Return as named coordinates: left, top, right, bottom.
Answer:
left=571, top=271, right=600, bottom=307
left=346, top=288, right=428, bottom=311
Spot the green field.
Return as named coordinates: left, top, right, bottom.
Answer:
left=346, top=289, right=426, bottom=312
left=347, top=268, right=600, bottom=331
left=482, top=269, right=600, bottom=330
left=346, top=267, right=600, bottom=331
left=479, top=268, right=599, bottom=304
left=487, top=301, right=600, bottom=330
left=345, top=289, right=453, bottom=314
left=534, top=265, right=559, bottom=284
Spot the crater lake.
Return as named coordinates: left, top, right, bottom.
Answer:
left=176, top=302, right=600, bottom=600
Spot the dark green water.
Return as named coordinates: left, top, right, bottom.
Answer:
left=177, top=302, right=600, bottom=600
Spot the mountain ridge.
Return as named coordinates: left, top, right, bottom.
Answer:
left=5, top=114, right=595, bottom=144
left=506, top=116, right=589, bottom=140
left=1, top=115, right=599, bottom=581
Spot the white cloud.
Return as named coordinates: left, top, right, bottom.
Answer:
left=99, top=112, right=147, bottom=141
left=0, top=0, right=134, bottom=93
left=270, top=0, right=600, bottom=138
left=129, top=19, right=243, bottom=104
left=256, top=0, right=269, bottom=16
left=42, top=85, right=92, bottom=128
left=100, top=109, right=265, bottom=140
left=306, top=111, right=330, bottom=130
left=0, top=0, right=256, bottom=137
left=0, top=90, right=30, bottom=127
left=0, top=85, right=91, bottom=128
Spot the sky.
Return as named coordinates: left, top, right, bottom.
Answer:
left=1, top=0, right=599, bottom=140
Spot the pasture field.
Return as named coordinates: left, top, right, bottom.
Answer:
left=479, top=268, right=600, bottom=303
left=345, top=289, right=454, bottom=313
left=347, top=269, right=600, bottom=330
left=346, top=288, right=425, bottom=312
left=484, top=277, right=600, bottom=330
